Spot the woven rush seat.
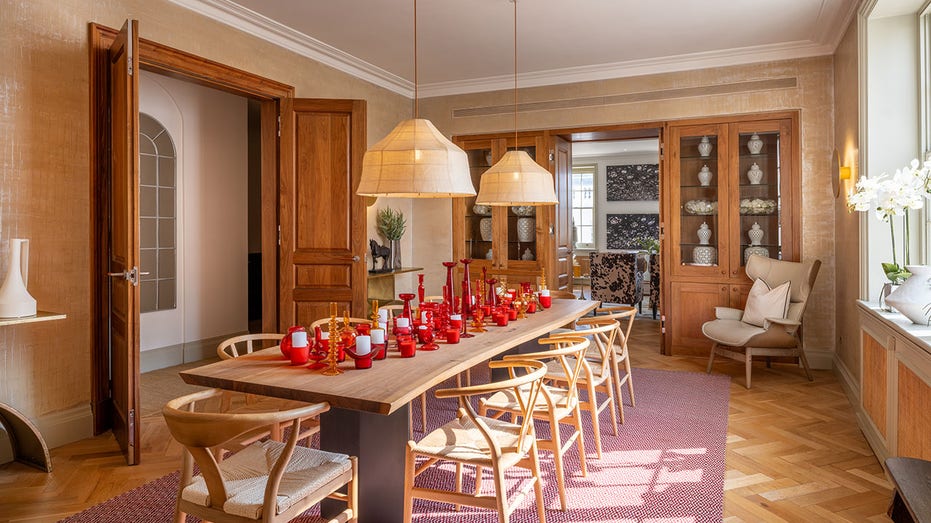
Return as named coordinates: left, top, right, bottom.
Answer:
left=482, top=383, right=578, bottom=420
left=182, top=440, right=351, bottom=519
left=411, top=413, right=535, bottom=467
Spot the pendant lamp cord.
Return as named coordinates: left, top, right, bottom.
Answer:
left=513, top=0, right=518, bottom=145
left=413, top=0, right=419, bottom=118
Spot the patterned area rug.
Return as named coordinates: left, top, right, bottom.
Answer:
left=60, top=368, right=729, bottom=523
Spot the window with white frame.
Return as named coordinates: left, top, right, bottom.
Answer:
left=571, top=164, right=595, bottom=249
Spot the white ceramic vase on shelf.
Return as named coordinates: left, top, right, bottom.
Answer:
left=744, top=222, right=769, bottom=262
left=692, top=222, right=717, bottom=265
left=698, top=136, right=713, bottom=157
left=516, top=218, right=535, bottom=242
left=698, top=165, right=713, bottom=186
left=747, top=163, right=763, bottom=184
left=747, top=133, right=764, bottom=155
left=0, top=239, right=37, bottom=318
left=479, top=218, right=493, bottom=241
left=885, top=265, right=931, bottom=324
left=521, top=248, right=534, bottom=261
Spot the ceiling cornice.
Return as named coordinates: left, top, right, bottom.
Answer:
left=167, top=0, right=413, bottom=96
left=172, top=0, right=853, bottom=100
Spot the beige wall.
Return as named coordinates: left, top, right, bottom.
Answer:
left=0, top=0, right=408, bottom=441
left=833, top=20, right=862, bottom=384
left=419, top=57, right=837, bottom=359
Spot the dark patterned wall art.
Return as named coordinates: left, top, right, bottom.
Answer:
left=606, top=164, right=659, bottom=201
left=606, top=213, right=659, bottom=250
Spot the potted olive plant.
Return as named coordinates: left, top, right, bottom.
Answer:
left=377, top=207, right=406, bottom=271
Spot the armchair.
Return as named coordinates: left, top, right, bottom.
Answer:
left=703, top=255, right=821, bottom=388
left=589, top=252, right=644, bottom=307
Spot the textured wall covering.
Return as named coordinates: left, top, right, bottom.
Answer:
left=0, top=0, right=409, bottom=435
left=419, top=56, right=837, bottom=357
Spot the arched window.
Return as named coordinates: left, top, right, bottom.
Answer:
left=139, top=113, right=177, bottom=312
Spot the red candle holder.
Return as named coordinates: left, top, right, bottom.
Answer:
left=398, top=336, right=416, bottom=357
left=507, top=307, right=518, bottom=321
left=344, top=335, right=374, bottom=369
left=371, top=328, right=387, bottom=360
left=289, top=345, right=309, bottom=365
left=418, top=325, right=439, bottom=351
left=539, top=294, right=552, bottom=308
left=308, top=340, right=329, bottom=370
left=445, top=328, right=460, bottom=344
left=399, top=293, right=416, bottom=321
left=279, top=325, right=307, bottom=359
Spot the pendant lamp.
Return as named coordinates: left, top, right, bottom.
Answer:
left=356, top=1, right=475, bottom=198
left=475, top=0, right=558, bottom=206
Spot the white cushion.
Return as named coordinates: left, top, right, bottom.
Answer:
left=741, top=278, right=790, bottom=328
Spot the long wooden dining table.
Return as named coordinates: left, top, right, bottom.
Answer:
left=180, top=297, right=599, bottom=523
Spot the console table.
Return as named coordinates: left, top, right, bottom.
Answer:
left=366, top=267, right=422, bottom=305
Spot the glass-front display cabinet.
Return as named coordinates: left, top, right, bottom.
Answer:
left=663, top=114, right=799, bottom=356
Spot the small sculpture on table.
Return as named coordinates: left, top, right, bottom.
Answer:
left=369, top=239, right=391, bottom=273
left=470, top=307, right=486, bottom=333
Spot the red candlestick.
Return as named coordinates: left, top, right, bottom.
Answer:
left=417, top=274, right=425, bottom=306
left=460, top=259, right=473, bottom=319
left=442, top=261, right=457, bottom=309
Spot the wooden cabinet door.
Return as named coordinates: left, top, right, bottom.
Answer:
left=107, top=19, right=141, bottom=466
left=279, top=99, right=367, bottom=328
left=552, top=136, right=573, bottom=290
left=666, top=281, right=729, bottom=356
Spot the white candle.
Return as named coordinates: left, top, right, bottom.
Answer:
left=320, top=331, right=330, bottom=340
left=396, top=317, right=410, bottom=328
left=291, top=330, right=308, bottom=347
left=450, top=314, right=462, bottom=321
left=371, top=329, right=385, bottom=344
left=378, top=321, right=387, bottom=331
left=541, top=289, right=551, bottom=297
left=355, top=335, right=371, bottom=356
left=378, top=309, right=389, bottom=321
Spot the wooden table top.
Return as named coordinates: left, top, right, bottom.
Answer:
left=180, top=298, right=599, bottom=415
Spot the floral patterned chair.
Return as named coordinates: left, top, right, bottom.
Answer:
left=649, top=253, right=660, bottom=319
left=589, top=252, right=644, bottom=307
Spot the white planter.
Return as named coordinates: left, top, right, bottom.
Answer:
left=0, top=239, right=37, bottom=318
left=516, top=218, right=535, bottom=242
left=885, top=265, right=931, bottom=324
left=479, top=218, right=493, bottom=241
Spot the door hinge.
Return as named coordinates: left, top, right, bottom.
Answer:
left=278, top=225, right=281, bottom=246
left=127, top=23, right=134, bottom=76
left=277, top=115, right=281, bottom=137
left=128, top=408, right=136, bottom=447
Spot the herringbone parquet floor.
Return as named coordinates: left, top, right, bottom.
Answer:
left=0, top=318, right=893, bottom=522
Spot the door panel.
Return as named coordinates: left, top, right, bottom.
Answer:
left=667, top=281, right=728, bottom=356
left=553, top=136, right=572, bottom=290
left=108, top=19, right=140, bottom=466
left=279, top=98, right=366, bottom=328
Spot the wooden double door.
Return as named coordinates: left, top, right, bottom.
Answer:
left=91, top=20, right=367, bottom=465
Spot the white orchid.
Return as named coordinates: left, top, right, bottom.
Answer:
left=848, top=158, right=931, bottom=282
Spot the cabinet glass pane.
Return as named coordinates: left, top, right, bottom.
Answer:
left=738, top=131, right=781, bottom=266
left=465, top=148, right=493, bottom=261
left=679, top=134, right=720, bottom=267
left=506, top=145, right=538, bottom=262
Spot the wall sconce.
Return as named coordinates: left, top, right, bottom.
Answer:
left=832, top=149, right=851, bottom=198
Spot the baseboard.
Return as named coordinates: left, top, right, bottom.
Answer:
left=804, top=348, right=834, bottom=370
left=833, top=354, right=860, bottom=405
left=834, top=354, right=888, bottom=461
left=35, top=403, right=94, bottom=449
left=141, top=332, right=244, bottom=373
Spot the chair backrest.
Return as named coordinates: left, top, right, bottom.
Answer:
left=746, top=255, right=821, bottom=322
left=550, top=319, right=619, bottom=380
left=589, top=251, right=644, bottom=306
left=435, top=360, right=547, bottom=457
left=217, top=333, right=285, bottom=360
left=379, top=304, right=405, bottom=320
left=591, top=306, right=636, bottom=355
left=310, top=317, right=373, bottom=330
left=162, top=389, right=330, bottom=511
left=548, top=289, right=578, bottom=299
left=505, top=336, right=590, bottom=409
left=423, top=295, right=445, bottom=303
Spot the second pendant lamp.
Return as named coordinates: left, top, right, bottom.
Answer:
left=475, top=0, right=558, bottom=206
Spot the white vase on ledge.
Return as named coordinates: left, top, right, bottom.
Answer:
left=885, top=265, right=931, bottom=324
left=0, top=239, right=37, bottom=318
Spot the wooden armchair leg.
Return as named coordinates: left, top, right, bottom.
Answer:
left=745, top=351, right=753, bottom=389
left=706, top=342, right=718, bottom=374
left=798, top=346, right=814, bottom=381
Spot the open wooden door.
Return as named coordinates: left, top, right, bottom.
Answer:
left=107, top=19, right=141, bottom=465
left=553, top=136, right=573, bottom=290
left=279, top=99, right=367, bottom=327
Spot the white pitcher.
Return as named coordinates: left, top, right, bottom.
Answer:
left=0, top=239, right=37, bottom=318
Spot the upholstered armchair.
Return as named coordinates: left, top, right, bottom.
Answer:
left=703, top=255, right=821, bottom=388
left=648, top=254, right=660, bottom=319
left=589, top=252, right=644, bottom=307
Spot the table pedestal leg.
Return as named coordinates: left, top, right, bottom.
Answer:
left=320, top=404, right=410, bottom=523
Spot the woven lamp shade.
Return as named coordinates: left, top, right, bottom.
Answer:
left=475, top=150, right=558, bottom=206
left=357, top=118, right=475, bottom=198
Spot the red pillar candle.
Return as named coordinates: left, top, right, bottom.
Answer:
left=399, top=336, right=416, bottom=358
left=494, top=313, right=508, bottom=327
left=527, top=302, right=537, bottom=313
left=507, top=308, right=518, bottom=321
left=445, top=328, right=460, bottom=344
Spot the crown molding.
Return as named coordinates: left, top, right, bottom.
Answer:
left=167, top=0, right=413, bottom=97
left=419, top=40, right=837, bottom=98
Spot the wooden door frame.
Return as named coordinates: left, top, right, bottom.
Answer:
left=88, top=23, right=294, bottom=435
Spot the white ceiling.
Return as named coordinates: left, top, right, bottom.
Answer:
left=172, top=0, right=859, bottom=97
left=572, top=139, right=659, bottom=159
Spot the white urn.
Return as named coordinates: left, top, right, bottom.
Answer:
left=479, top=217, right=493, bottom=241
left=0, top=239, right=36, bottom=318
left=698, top=136, right=713, bottom=157
left=744, top=222, right=769, bottom=262
left=747, top=163, right=763, bottom=184
left=516, top=217, right=535, bottom=242
left=747, top=133, right=764, bottom=155
left=697, top=222, right=712, bottom=245
left=698, top=165, right=713, bottom=186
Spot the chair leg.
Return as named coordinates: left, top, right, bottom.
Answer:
left=745, top=350, right=753, bottom=389
left=610, top=352, right=625, bottom=423
left=549, top=416, right=568, bottom=511
left=706, top=342, right=718, bottom=374
left=347, top=456, right=359, bottom=522
left=624, top=355, right=636, bottom=408
left=420, top=392, right=427, bottom=433
left=798, top=345, right=814, bottom=381
left=528, top=441, right=547, bottom=523
left=574, top=405, right=588, bottom=477
left=474, top=464, right=484, bottom=497
left=585, top=384, right=603, bottom=459
left=403, top=446, right=416, bottom=523
left=454, top=462, right=463, bottom=512
left=493, top=463, right=510, bottom=523
left=605, top=382, right=619, bottom=437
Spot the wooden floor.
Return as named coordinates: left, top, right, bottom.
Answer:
left=0, top=318, right=893, bottom=522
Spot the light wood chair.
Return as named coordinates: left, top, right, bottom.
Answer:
left=163, top=389, right=357, bottom=523
left=217, top=334, right=321, bottom=444
left=403, top=360, right=548, bottom=523
left=422, top=295, right=445, bottom=303
left=589, top=306, right=637, bottom=422
left=479, top=336, right=590, bottom=511
left=548, top=289, right=578, bottom=300
left=310, top=317, right=373, bottom=330
left=548, top=319, right=620, bottom=458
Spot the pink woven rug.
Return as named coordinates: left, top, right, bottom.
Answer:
left=61, top=368, right=729, bottom=522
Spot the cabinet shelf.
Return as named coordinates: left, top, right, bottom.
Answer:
left=0, top=310, right=66, bottom=327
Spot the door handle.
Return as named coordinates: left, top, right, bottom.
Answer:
left=107, top=266, right=147, bottom=286
left=352, top=255, right=361, bottom=262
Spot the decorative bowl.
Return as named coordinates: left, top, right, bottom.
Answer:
left=472, top=204, right=492, bottom=216
left=510, top=205, right=536, bottom=216
left=739, top=198, right=777, bottom=215
left=684, top=199, right=718, bottom=215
